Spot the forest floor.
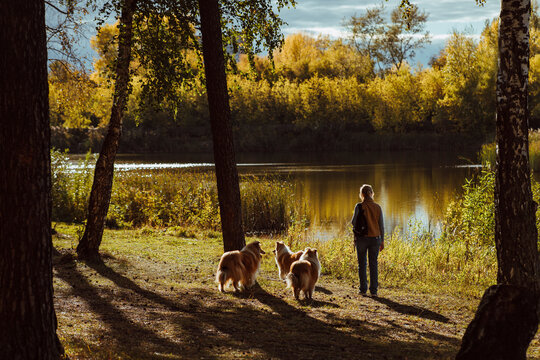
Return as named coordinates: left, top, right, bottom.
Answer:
left=52, top=224, right=540, bottom=360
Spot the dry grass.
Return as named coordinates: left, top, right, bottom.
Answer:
left=52, top=224, right=540, bottom=359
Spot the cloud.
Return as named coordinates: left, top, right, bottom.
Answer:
left=276, top=0, right=500, bottom=64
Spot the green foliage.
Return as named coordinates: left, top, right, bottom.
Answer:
left=441, top=169, right=495, bottom=248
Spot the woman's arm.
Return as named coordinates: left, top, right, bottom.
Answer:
left=379, top=207, right=385, bottom=250
left=351, top=203, right=359, bottom=227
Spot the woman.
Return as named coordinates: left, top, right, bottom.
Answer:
left=351, top=184, right=384, bottom=296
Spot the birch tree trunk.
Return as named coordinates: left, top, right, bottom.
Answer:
left=198, top=0, right=246, bottom=252
left=77, top=0, right=137, bottom=260
left=0, top=0, right=64, bottom=357
left=457, top=0, right=540, bottom=358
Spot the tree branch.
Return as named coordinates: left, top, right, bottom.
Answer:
left=45, top=1, right=70, bottom=15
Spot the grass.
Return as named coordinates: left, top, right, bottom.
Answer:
left=52, top=223, right=540, bottom=359
left=282, top=224, right=496, bottom=299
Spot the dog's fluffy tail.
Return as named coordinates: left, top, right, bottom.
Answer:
left=286, top=272, right=298, bottom=289
left=216, top=267, right=228, bottom=291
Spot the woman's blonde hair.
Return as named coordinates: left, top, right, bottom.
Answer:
left=359, top=184, right=374, bottom=201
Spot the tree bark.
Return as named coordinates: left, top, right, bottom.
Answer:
left=0, top=0, right=64, bottom=358
left=198, top=0, right=246, bottom=252
left=77, top=0, right=137, bottom=260
left=457, top=0, right=540, bottom=358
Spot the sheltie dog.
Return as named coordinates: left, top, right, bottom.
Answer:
left=286, top=248, right=320, bottom=300
left=215, top=241, right=266, bottom=292
left=273, top=241, right=304, bottom=280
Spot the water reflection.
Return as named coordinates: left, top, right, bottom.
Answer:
left=240, top=162, right=476, bottom=237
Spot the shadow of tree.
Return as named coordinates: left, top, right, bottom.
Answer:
left=54, top=249, right=460, bottom=359
left=370, top=296, right=450, bottom=323
left=202, top=285, right=457, bottom=359
left=54, top=254, right=213, bottom=359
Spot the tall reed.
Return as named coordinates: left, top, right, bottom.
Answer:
left=51, top=153, right=309, bottom=233
left=241, top=175, right=307, bottom=234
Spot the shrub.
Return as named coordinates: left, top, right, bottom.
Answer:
left=51, top=150, right=94, bottom=223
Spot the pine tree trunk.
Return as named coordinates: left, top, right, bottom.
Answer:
left=77, top=0, right=137, bottom=260
left=0, top=0, right=63, bottom=357
left=457, top=0, right=540, bottom=358
left=198, top=0, right=246, bottom=252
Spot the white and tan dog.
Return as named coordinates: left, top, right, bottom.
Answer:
left=273, top=241, right=304, bottom=280
left=215, top=241, right=266, bottom=292
left=286, top=248, right=320, bottom=300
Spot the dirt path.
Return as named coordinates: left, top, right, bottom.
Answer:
left=52, top=228, right=540, bottom=359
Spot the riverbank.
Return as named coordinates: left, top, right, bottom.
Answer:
left=52, top=224, right=540, bottom=359
left=51, top=125, right=488, bottom=154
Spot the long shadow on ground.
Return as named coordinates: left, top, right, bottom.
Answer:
left=54, top=252, right=210, bottom=359
left=370, top=296, right=450, bottom=323
left=54, top=249, right=461, bottom=360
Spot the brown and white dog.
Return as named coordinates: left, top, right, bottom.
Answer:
left=286, top=248, right=320, bottom=300
left=215, top=241, right=266, bottom=292
left=273, top=241, right=304, bottom=280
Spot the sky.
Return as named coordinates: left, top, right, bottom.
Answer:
left=53, top=0, right=502, bottom=69
left=276, top=0, right=501, bottom=65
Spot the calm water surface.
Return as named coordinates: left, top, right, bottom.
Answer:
left=88, top=151, right=482, bottom=238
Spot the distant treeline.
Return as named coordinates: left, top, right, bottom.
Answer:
left=49, top=9, right=540, bottom=153
left=51, top=126, right=484, bottom=153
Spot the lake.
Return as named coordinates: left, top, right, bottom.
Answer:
left=77, top=150, right=481, bottom=238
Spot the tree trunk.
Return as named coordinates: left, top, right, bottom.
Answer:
left=198, top=0, right=246, bottom=252
left=77, top=0, right=137, bottom=260
left=0, top=0, right=63, bottom=358
left=457, top=0, right=540, bottom=358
